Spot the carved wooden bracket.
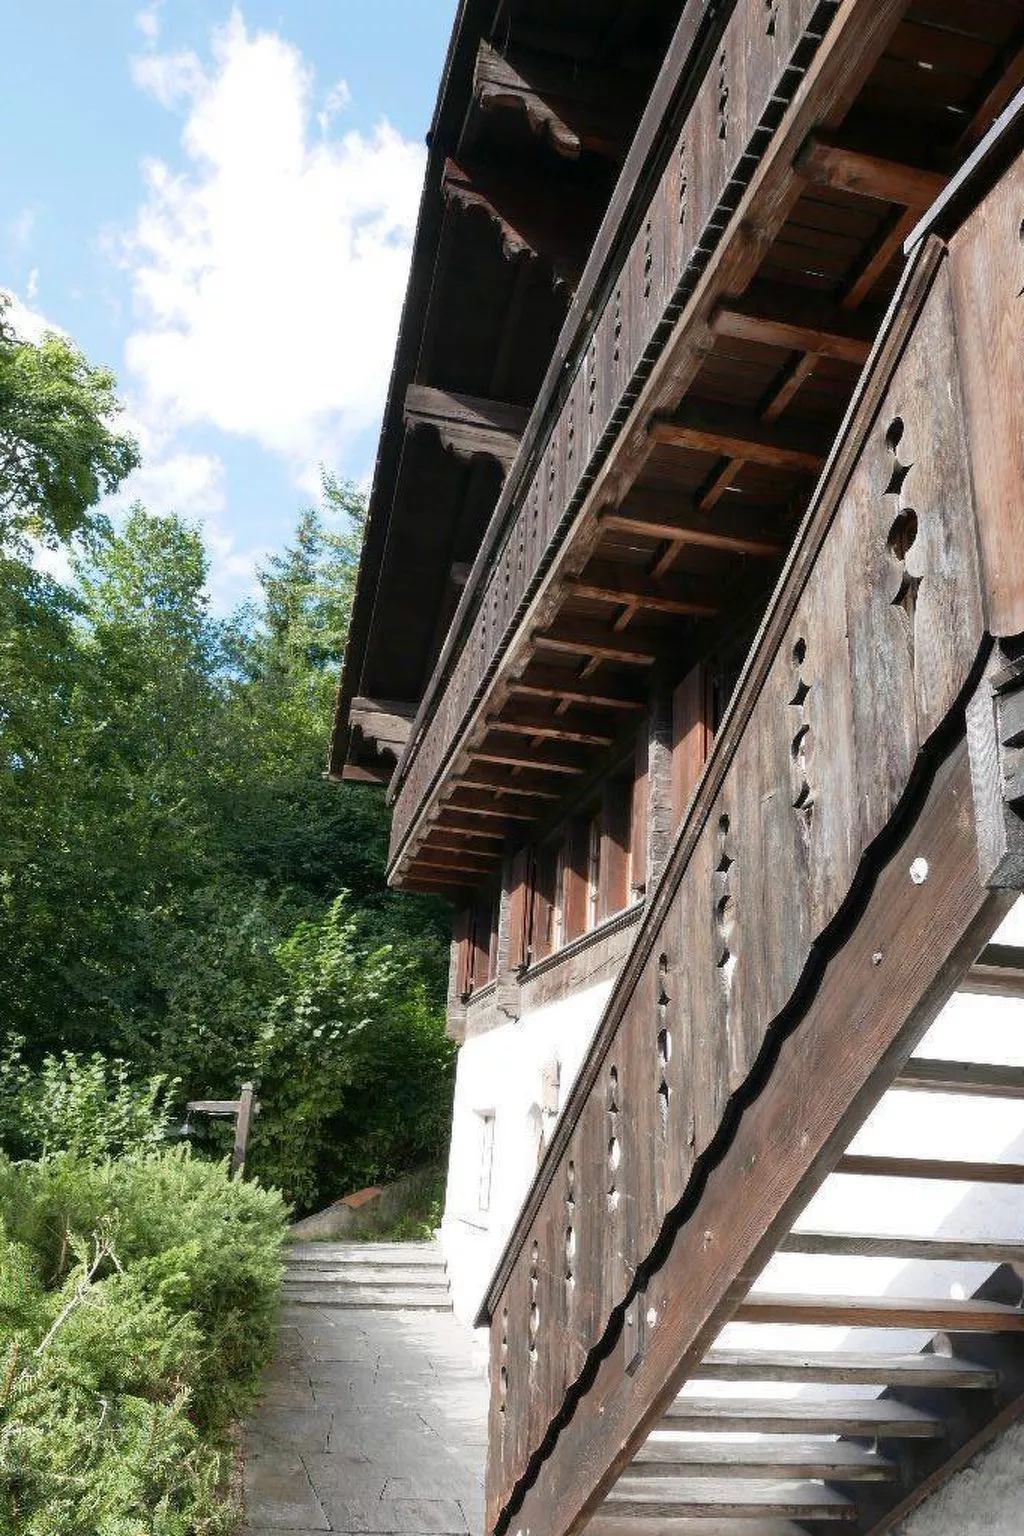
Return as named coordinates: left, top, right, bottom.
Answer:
left=442, top=158, right=588, bottom=290
left=967, top=639, right=1024, bottom=888
left=472, top=42, right=639, bottom=165
left=404, top=384, right=527, bottom=471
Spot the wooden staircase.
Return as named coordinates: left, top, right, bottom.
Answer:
left=588, top=951, right=1024, bottom=1535
left=280, top=1240, right=453, bottom=1311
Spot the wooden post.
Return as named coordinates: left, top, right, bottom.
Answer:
left=967, top=639, right=1024, bottom=889
left=231, top=1082, right=256, bottom=1178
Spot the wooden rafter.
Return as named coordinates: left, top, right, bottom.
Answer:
left=487, top=709, right=616, bottom=747
left=507, top=667, right=645, bottom=710
left=533, top=622, right=658, bottom=665
left=796, top=134, right=948, bottom=207
left=565, top=562, right=718, bottom=616
left=648, top=404, right=828, bottom=472
left=712, top=283, right=876, bottom=362
left=601, top=495, right=786, bottom=558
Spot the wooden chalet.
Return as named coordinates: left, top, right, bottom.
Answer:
left=331, top=2, right=1024, bottom=1533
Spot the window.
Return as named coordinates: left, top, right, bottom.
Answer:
left=477, top=1111, right=496, bottom=1213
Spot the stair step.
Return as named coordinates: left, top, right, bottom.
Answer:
left=735, top=1292, right=1024, bottom=1331
left=601, top=1478, right=856, bottom=1521
left=662, top=1396, right=942, bottom=1437
left=282, top=1267, right=446, bottom=1287
left=780, top=1230, right=1024, bottom=1263
left=631, top=1437, right=895, bottom=1480
left=280, top=1285, right=451, bottom=1310
left=694, top=1348, right=998, bottom=1388
left=285, top=1242, right=443, bottom=1265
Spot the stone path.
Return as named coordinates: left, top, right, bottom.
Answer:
left=243, top=1242, right=489, bottom=1536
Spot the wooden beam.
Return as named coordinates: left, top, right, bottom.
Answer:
left=405, top=384, right=527, bottom=469
left=445, top=792, right=537, bottom=821
left=836, top=1153, right=1024, bottom=1184
left=661, top=1396, right=943, bottom=1437
left=442, top=157, right=590, bottom=287
left=416, top=854, right=499, bottom=876
left=565, top=562, right=718, bottom=616
left=894, top=1058, right=1024, bottom=1098
left=734, top=1293, right=1024, bottom=1331
left=648, top=404, right=827, bottom=472
left=781, top=1230, right=1024, bottom=1264
left=602, top=496, right=785, bottom=558
left=508, top=667, right=645, bottom=710
left=598, top=1480, right=856, bottom=1522
left=796, top=135, right=948, bottom=207
left=430, top=816, right=506, bottom=841
left=472, top=41, right=639, bottom=163
left=712, top=284, right=876, bottom=363
left=349, top=695, right=416, bottom=751
left=456, top=765, right=561, bottom=799
left=488, top=709, right=616, bottom=747
left=533, top=623, right=658, bottom=665
left=470, top=745, right=587, bottom=775
left=694, top=1350, right=998, bottom=1389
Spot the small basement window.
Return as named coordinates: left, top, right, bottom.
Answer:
left=477, top=1110, right=496, bottom=1213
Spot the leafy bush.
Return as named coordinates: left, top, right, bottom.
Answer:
left=0, top=1042, right=178, bottom=1162
left=0, top=1149, right=286, bottom=1535
left=250, top=896, right=455, bottom=1213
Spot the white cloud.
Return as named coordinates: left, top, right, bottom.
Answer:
left=10, top=208, right=35, bottom=251
left=136, top=0, right=164, bottom=46
left=122, top=8, right=425, bottom=481
left=318, top=78, right=351, bottom=135
left=124, top=447, right=226, bottom=517
left=26, top=268, right=39, bottom=303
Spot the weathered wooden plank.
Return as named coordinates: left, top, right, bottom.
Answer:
left=660, top=1396, right=943, bottom=1437
left=797, top=136, right=948, bottom=207
left=566, top=564, right=718, bottom=617
left=601, top=1480, right=856, bottom=1521
left=404, top=384, right=527, bottom=468
left=781, top=1230, right=1024, bottom=1263
left=712, top=285, right=875, bottom=362
left=508, top=668, right=646, bottom=710
left=601, top=499, right=786, bottom=557
left=694, top=1349, right=998, bottom=1389
left=735, top=1292, right=1024, bottom=1330
left=533, top=624, right=658, bottom=665
left=487, top=709, right=616, bottom=747
left=629, top=1438, right=896, bottom=1480
left=648, top=404, right=828, bottom=471
left=835, top=1154, right=1024, bottom=1183
left=470, top=744, right=588, bottom=776
left=963, top=942, right=1024, bottom=996
left=894, top=1058, right=1024, bottom=1097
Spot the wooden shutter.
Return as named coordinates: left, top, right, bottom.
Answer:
left=454, top=906, right=473, bottom=1000
left=671, top=665, right=714, bottom=830
left=507, top=847, right=531, bottom=972
left=531, top=845, right=557, bottom=962
left=563, top=817, right=590, bottom=943
left=599, top=778, right=632, bottom=921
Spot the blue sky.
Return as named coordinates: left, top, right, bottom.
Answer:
left=0, top=1, right=456, bottom=606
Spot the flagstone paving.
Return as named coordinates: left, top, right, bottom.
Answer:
left=242, top=1243, right=489, bottom=1536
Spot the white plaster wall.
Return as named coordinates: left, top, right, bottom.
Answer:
left=440, top=979, right=615, bottom=1325
left=893, top=1420, right=1024, bottom=1535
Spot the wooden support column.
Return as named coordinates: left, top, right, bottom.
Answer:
left=671, top=665, right=714, bottom=832
left=599, top=780, right=632, bottom=922
left=644, top=684, right=674, bottom=891
left=495, top=849, right=529, bottom=1024
left=447, top=909, right=471, bottom=1042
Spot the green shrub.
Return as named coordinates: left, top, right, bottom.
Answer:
left=0, top=1148, right=286, bottom=1535
left=0, top=1043, right=178, bottom=1163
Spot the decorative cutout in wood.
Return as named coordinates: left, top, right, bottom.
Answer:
left=499, top=1306, right=509, bottom=1419
left=789, top=635, right=814, bottom=830
left=607, top=1065, right=621, bottom=1211
left=717, top=50, right=730, bottom=142
left=528, top=1239, right=540, bottom=1367
left=587, top=338, right=597, bottom=420
left=883, top=416, right=921, bottom=646
left=613, top=286, right=623, bottom=366
left=643, top=218, right=653, bottom=301
left=766, top=0, right=779, bottom=37
left=656, top=953, right=671, bottom=1138
left=678, top=139, right=688, bottom=230
left=564, top=1159, right=576, bottom=1299
left=714, top=813, right=736, bottom=998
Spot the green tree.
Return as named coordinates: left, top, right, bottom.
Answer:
left=0, top=296, right=138, bottom=548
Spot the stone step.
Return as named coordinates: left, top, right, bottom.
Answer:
left=285, top=1242, right=444, bottom=1267
left=280, top=1284, right=452, bottom=1310
left=283, top=1267, right=447, bottom=1288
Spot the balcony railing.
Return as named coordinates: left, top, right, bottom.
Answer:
left=474, top=127, right=1024, bottom=1535
left=387, top=0, right=843, bottom=873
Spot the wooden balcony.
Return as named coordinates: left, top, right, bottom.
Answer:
left=384, top=0, right=1024, bottom=889
left=474, top=113, right=1024, bottom=1536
